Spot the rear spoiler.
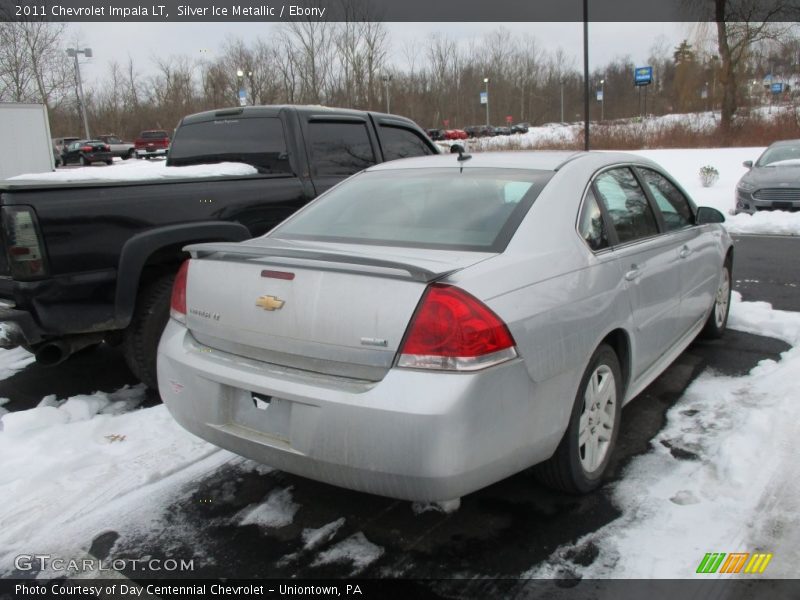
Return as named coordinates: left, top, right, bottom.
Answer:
left=184, top=241, right=454, bottom=283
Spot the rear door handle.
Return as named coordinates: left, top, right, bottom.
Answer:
left=624, top=265, right=641, bottom=281
left=679, top=245, right=691, bottom=259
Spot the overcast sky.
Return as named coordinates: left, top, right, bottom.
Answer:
left=67, top=21, right=694, bottom=87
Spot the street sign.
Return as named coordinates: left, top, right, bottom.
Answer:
left=634, top=66, right=653, bottom=86
left=596, top=90, right=604, bottom=101
left=443, top=119, right=450, bottom=127
left=505, top=115, right=513, bottom=124
left=771, top=82, right=784, bottom=94
left=480, top=91, right=488, bottom=105
left=238, top=88, right=247, bottom=106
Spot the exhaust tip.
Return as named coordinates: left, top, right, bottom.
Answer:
left=35, top=343, right=67, bottom=366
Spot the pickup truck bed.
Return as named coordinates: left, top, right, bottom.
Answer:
left=0, top=105, right=438, bottom=389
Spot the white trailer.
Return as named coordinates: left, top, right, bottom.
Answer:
left=0, top=103, right=55, bottom=179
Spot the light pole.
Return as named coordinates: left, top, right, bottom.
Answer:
left=382, top=74, right=392, bottom=113
left=236, top=69, right=251, bottom=105
left=599, top=78, right=605, bottom=121
left=560, top=78, right=565, bottom=123
left=483, top=77, right=490, bottom=126
left=66, top=47, right=92, bottom=139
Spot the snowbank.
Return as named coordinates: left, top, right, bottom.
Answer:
left=8, top=160, right=258, bottom=183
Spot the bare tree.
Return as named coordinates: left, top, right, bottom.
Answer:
left=714, top=0, right=794, bottom=135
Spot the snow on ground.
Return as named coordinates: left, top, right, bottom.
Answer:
left=0, top=385, right=234, bottom=577
left=236, top=487, right=300, bottom=529
left=0, top=346, right=34, bottom=384
left=310, top=532, right=385, bottom=575
left=525, top=292, right=800, bottom=579
left=1, top=295, right=797, bottom=579
left=8, top=159, right=258, bottom=183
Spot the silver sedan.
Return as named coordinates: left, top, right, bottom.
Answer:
left=158, top=151, right=733, bottom=501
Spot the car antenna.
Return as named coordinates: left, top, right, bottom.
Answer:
left=450, top=144, right=472, bottom=162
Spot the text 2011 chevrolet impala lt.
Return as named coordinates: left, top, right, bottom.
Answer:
left=158, top=151, right=732, bottom=501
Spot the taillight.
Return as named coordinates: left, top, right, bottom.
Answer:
left=1, top=206, right=48, bottom=280
left=81, top=145, right=92, bottom=152
left=397, top=284, right=517, bottom=371
left=104, top=145, right=110, bottom=152
left=170, top=260, right=190, bottom=323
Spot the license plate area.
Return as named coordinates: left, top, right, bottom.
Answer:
left=231, top=391, right=292, bottom=442
left=774, top=202, right=793, bottom=210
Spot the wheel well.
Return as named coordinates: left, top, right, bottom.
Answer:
left=601, top=329, right=631, bottom=395
left=137, top=243, right=190, bottom=288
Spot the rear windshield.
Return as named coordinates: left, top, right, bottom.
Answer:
left=271, top=167, right=553, bottom=251
left=168, top=117, right=290, bottom=174
left=140, top=131, right=168, bottom=138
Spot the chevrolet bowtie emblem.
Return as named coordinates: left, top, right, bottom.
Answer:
left=256, top=295, right=285, bottom=311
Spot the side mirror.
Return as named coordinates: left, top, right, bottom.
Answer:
left=696, top=206, right=725, bottom=224
left=743, top=160, right=753, bottom=169
left=450, top=143, right=465, bottom=154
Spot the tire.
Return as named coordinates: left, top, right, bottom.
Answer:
left=122, top=274, right=175, bottom=390
left=124, top=149, right=135, bottom=160
left=80, top=156, right=90, bottom=166
left=700, top=258, right=732, bottom=339
left=535, top=344, right=623, bottom=494
left=106, top=160, right=113, bottom=166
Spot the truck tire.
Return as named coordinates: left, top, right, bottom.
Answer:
left=122, top=274, right=175, bottom=390
left=124, top=149, right=135, bottom=160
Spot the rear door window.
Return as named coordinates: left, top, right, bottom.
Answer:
left=593, top=167, right=659, bottom=244
left=379, top=125, right=435, bottom=161
left=308, top=121, right=376, bottom=177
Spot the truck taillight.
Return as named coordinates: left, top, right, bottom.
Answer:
left=81, top=145, right=92, bottom=152
left=397, top=284, right=517, bottom=371
left=1, top=206, right=48, bottom=280
left=170, top=260, right=190, bottom=324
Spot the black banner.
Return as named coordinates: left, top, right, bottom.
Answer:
left=1, top=0, right=799, bottom=22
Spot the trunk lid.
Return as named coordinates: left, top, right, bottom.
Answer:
left=182, top=238, right=494, bottom=380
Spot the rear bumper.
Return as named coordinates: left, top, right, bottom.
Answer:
left=0, top=305, right=43, bottom=348
left=135, top=147, right=168, bottom=157
left=157, top=320, right=568, bottom=502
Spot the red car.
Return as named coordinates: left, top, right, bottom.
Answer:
left=134, top=130, right=170, bottom=159
left=444, top=129, right=468, bottom=140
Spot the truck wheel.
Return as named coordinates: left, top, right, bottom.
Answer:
left=80, top=156, right=90, bottom=166
left=122, top=274, right=175, bottom=390
left=124, top=149, right=135, bottom=160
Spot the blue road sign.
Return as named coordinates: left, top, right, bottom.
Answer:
left=635, top=66, right=653, bottom=86
left=771, top=82, right=784, bottom=94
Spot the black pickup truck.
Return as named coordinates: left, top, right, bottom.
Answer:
left=0, top=105, right=438, bottom=388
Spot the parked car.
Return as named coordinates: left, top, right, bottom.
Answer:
left=465, top=125, right=496, bottom=138
left=97, top=134, right=136, bottom=160
left=52, top=136, right=80, bottom=159
left=135, top=129, right=171, bottom=159
left=60, top=139, right=113, bottom=166
left=0, top=105, right=438, bottom=390
left=512, top=122, right=530, bottom=134
left=158, top=151, right=733, bottom=502
left=444, top=128, right=468, bottom=140
left=426, top=128, right=445, bottom=141
left=494, top=126, right=513, bottom=136
left=735, top=139, right=800, bottom=214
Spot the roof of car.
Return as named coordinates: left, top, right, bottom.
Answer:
left=367, top=151, right=584, bottom=172
left=180, top=105, right=419, bottom=127
left=367, top=150, right=663, bottom=173
left=767, top=139, right=800, bottom=148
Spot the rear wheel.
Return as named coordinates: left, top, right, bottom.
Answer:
left=535, top=344, right=622, bottom=494
left=700, top=259, right=731, bottom=339
left=124, top=149, right=135, bottom=160
left=80, top=156, right=90, bottom=166
left=105, top=160, right=113, bottom=166
left=122, top=274, right=175, bottom=390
